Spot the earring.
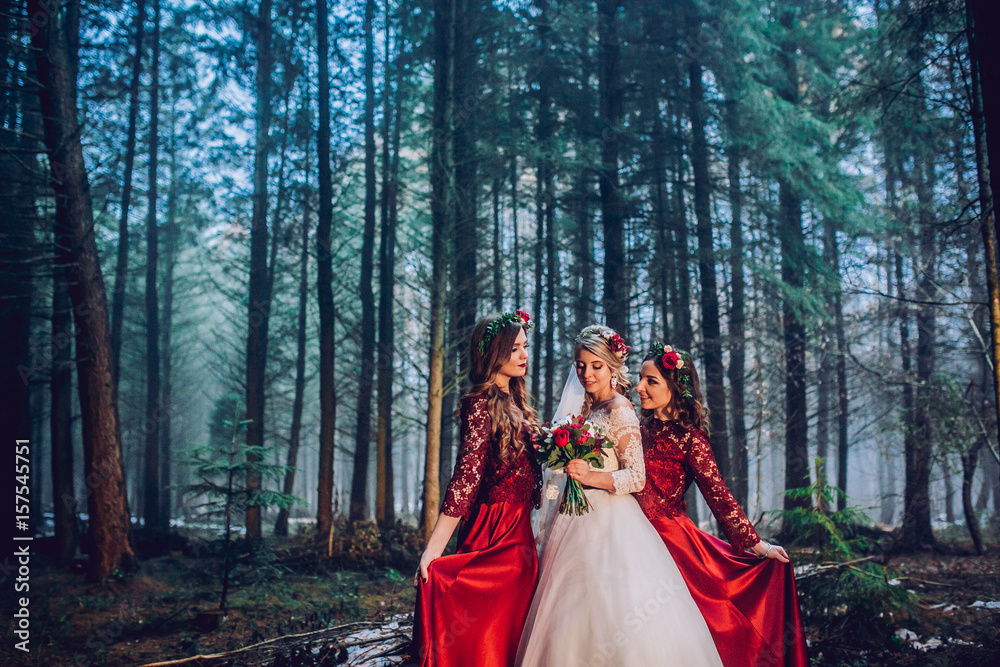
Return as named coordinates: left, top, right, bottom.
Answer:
left=611, top=375, right=619, bottom=389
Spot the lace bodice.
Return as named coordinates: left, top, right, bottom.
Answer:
left=440, top=394, right=541, bottom=518
left=636, top=417, right=760, bottom=553
left=585, top=402, right=645, bottom=495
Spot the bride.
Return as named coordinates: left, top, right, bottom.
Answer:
left=516, top=325, right=723, bottom=667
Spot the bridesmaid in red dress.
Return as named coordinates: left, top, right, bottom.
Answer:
left=635, top=343, right=808, bottom=667
left=411, top=310, right=542, bottom=667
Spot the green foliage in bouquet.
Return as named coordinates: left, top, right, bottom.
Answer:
left=771, top=459, right=917, bottom=649
left=537, top=417, right=613, bottom=515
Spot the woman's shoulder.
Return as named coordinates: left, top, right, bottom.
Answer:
left=609, top=395, right=637, bottom=413
left=463, top=391, right=488, bottom=403
left=460, top=392, right=490, bottom=415
left=605, top=398, right=639, bottom=424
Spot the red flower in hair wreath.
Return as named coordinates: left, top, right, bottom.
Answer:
left=579, top=328, right=631, bottom=360
left=479, top=309, right=532, bottom=353
left=660, top=347, right=684, bottom=370
left=649, top=342, right=694, bottom=399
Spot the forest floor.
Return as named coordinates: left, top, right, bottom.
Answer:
left=2, top=529, right=999, bottom=666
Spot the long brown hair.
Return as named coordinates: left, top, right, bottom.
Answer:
left=574, top=325, right=632, bottom=419
left=642, top=348, right=709, bottom=433
left=468, top=314, right=537, bottom=464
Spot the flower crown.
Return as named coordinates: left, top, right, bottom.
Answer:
left=648, top=342, right=694, bottom=399
left=577, top=327, right=630, bottom=360
left=479, top=310, right=532, bottom=353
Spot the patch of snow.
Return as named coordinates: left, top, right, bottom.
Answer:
left=969, top=600, right=1000, bottom=609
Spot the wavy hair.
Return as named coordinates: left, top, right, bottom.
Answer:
left=574, top=325, right=632, bottom=419
left=467, top=314, right=538, bottom=464
left=641, top=348, right=708, bottom=433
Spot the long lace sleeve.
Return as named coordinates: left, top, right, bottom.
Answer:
left=440, top=396, right=491, bottom=518
left=685, top=428, right=760, bottom=553
left=606, top=404, right=645, bottom=495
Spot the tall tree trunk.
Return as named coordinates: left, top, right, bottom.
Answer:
left=441, top=0, right=476, bottom=498
left=961, top=441, right=985, bottom=555
left=423, top=0, right=455, bottom=540
left=673, top=103, right=697, bottom=522
left=967, top=0, right=999, bottom=238
left=670, top=111, right=693, bottom=353
left=597, top=0, right=626, bottom=335
left=688, top=45, right=729, bottom=485
left=245, top=0, right=275, bottom=543
left=159, top=35, right=181, bottom=529
left=376, top=4, right=404, bottom=526
left=490, top=33, right=502, bottom=313
left=649, top=80, right=670, bottom=342
left=816, top=345, right=832, bottom=498
left=967, top=0, right=1000, bottom=470
left=832, top=233, right=849, bottom=511
left=574, top=171, right=594, bottom=334
left=30, top=0, right=137, bottom=579
left=52, top=272, right=78, bottom=561
left=895, top=244, right=918, bottom=535
left=1, top=42, right=37, bottom=538
left=350, top=0, right=378, bottom=522
left=143, top=0, right=162, bottom=532
left=111, top=0, right=147, bottom=388
left=316, top=0, right=337, bottom=540
left=779, top=177, right=809, bottom=510
left=819, top=217, right=841, bottom=507
left=492, top=172, right=502, bottom=311
left=902, top=152, right=938, bottom=548
left=275, top=199, right=311, bottom=538
left=532, top=187, right=543, bottom=402
left=535, top=0, right=555, bottom=416
left=452, top=0, right=477, bottom=358
left=961, top=212, right=986, bottom=554
left=510, top=155, right=522, bottom=308
left=777, top=8, right=809, bottom=512
left=726, top=99, right=748, bottom=510
left=543, top=200, right=556, bottom=418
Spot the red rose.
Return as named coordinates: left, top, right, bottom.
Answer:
left=575, top=435, right=589, bottom=445
left=553, top=429, right=570, bottom=447
left=662, top=351, right=680, bottom=369
left=517, top=309, right=530, bottom=324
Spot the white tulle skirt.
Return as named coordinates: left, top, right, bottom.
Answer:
left=517, top=486, right=724, bottom=667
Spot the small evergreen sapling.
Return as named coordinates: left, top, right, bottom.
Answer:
left=179, top=399, right=299, bottom=612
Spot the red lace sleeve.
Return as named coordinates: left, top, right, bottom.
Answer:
left=440, top=395, right=491, bottom=518
left=685, top=428, right=760, bottom=553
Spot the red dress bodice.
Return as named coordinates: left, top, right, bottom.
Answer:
left=441, top=393, right=541, bottom=518
left=636, top=416, right=759, bottom=553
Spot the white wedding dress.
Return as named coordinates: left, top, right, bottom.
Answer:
left=517, top=402, right=724, bottom=667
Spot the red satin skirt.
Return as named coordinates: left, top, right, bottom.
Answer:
left=411, top=501, right=538, bottom=667
left=648, top=514, right=808, bottom=667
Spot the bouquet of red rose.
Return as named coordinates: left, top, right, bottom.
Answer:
left=536, top=416, right=614, bottom=515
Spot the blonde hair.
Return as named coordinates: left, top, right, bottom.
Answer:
left=574, top=324, right=632, bottom=419
left=468, top=314, right=538, bottom=464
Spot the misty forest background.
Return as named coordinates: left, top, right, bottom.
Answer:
left=3, top=0, right=1000, bottom=654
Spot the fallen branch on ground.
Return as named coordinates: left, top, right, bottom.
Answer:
left=794, top=556, right=877, bottom=580
left=138, top=617, right=412, bottom=667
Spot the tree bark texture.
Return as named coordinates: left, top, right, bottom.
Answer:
left=316, top=0, right=337, bottom=540
left=110, top=0, right=146, bottom=389
left=423, top=0, right=454, bottom=540
left=143, top=0, right=162, bottom=531
left=30, top=0, right=138, bottom=579
left=350, top=0, right=379, bottom=522
left=688, top=49, right=730, bottom=485
left=598, top=0, right=626, bottom=335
